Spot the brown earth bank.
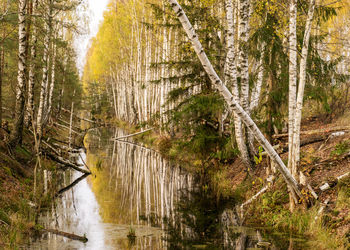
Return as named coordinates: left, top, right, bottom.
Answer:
left=0, top=114, right=90, bottom=248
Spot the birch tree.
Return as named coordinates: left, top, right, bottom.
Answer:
left=24, top=0, right=38, bottom=127
left=288, top=0, right=298, bottom=210
left=10, top=0, right=27, bottom=145
left=166, top=0, right=301, bottom=198
left=224, top=0, right=251, bottom=169
left=291, top=0, right=316, bottom=179
left=36, top=0, right=52, bottom=137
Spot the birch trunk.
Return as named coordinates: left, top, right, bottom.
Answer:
left=238, top=0, right=250, bottom=113
left=288, top=0, right=298, bottom=211
left=167, top=0, right=301, bottom=198
left=288, top=0, right=298, bottom=178
left=45, top=37, right=56, bottom=125
left=11, top=0, right=27, bottom=145
left=24, top=0, right=38, bottom=128
left=250, top=43, right=265, bottom=111
left=224, top=0, right=251, bottom=169
left=292, top=0, right=316, bottom=177
left=37, top=1, right=52, bottom=137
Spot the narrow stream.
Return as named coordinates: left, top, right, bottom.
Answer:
left=25, top=128, right=310, bottom=249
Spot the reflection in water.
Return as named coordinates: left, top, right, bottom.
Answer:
left=26, top=128, right=308, bottom=249
left=86, top=128, right=194, bottom=248
left=27, top=128, right=194, bottom=249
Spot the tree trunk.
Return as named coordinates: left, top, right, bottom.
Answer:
left=167, top=0, right=301, bottom=198
left=10, top=0, right=28, bottom=146
left=224, top=0, right=252, bottom=170
left=291, top=0, right=316, bottom=176
left=288, top=0, right=298, bottom=211
left=45, top=36, right=56, bottom=124
left=24, top=0, right=38, bottom=128
left=36, top=1, right=52, bottom=137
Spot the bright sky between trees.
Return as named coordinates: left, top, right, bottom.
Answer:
left=75, top=0, right=109, bottom=75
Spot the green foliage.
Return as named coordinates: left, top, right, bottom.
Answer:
left=331, top=140, right=350, bottom=156
left=254, top=146, right=264, bottom=165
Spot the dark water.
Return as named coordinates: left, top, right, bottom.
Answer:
left=24, top=128, right=309, bottom=249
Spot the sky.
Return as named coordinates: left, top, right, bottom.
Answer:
left=75, top=0, right=109, bottom=75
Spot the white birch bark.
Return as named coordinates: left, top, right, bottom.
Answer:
left=250, top=43, right=265, bottom=111
left=292, top=0, right=316, bottom=176
left=25, top=0, right=38, bottom=127
left=45, top=36, right=56, bottom=124
left=11, top=0, right=27, bottom=145
left=37, top=0, right=52, bottom=137
left=167, top=0, right=301, bottom=198
left=224, top=0, right=251, bottom=169
left=288, top=0, right=298, bottom=178
left=238, top=0, right=250, bottom=113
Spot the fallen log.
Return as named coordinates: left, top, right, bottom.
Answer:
left=273, top=126, right=350, bottom=138
left=111, top=128, right=154, bottom=141
left=261, top=135, right=327, bottom=156
left=46, top=152, right=91, bottom=175
left=44, top=229, right=88, bottom=242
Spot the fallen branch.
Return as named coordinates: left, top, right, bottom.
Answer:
left=54, top=122, right=81, bottom=135
left=44, top=229, right=88, bottom=242
left=57, top=118, right=81, bottom=132
left=314, top=198, right=330, bottom=222
left=46, top=152, right=91, bottom=175
left=240, top=176, right=275, bottom=218
left=114, top=139, right=158, bottom=153
left=319, top=171, right=350, bottom=191
left=308, top=184, right=319, bottom=200
left=61, top=107, right=96, bottom=124
left=55, top=173, right=89, bottom=197
left=111, top=128, right=154, bottom=141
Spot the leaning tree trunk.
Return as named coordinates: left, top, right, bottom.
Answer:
left=224, top=0, right=251, bottom=170
left=167, top=0, right=302, bottom=198
left=24, top=0, right=38, bottom=128
left=292, top=0, right=316, bottom=178
left=10, top=0, right=27, bottom=146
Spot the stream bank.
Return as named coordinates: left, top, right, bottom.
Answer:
left=110, top=116, right=350, bottom=249
left=0, top=112, right=91, bottom=248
